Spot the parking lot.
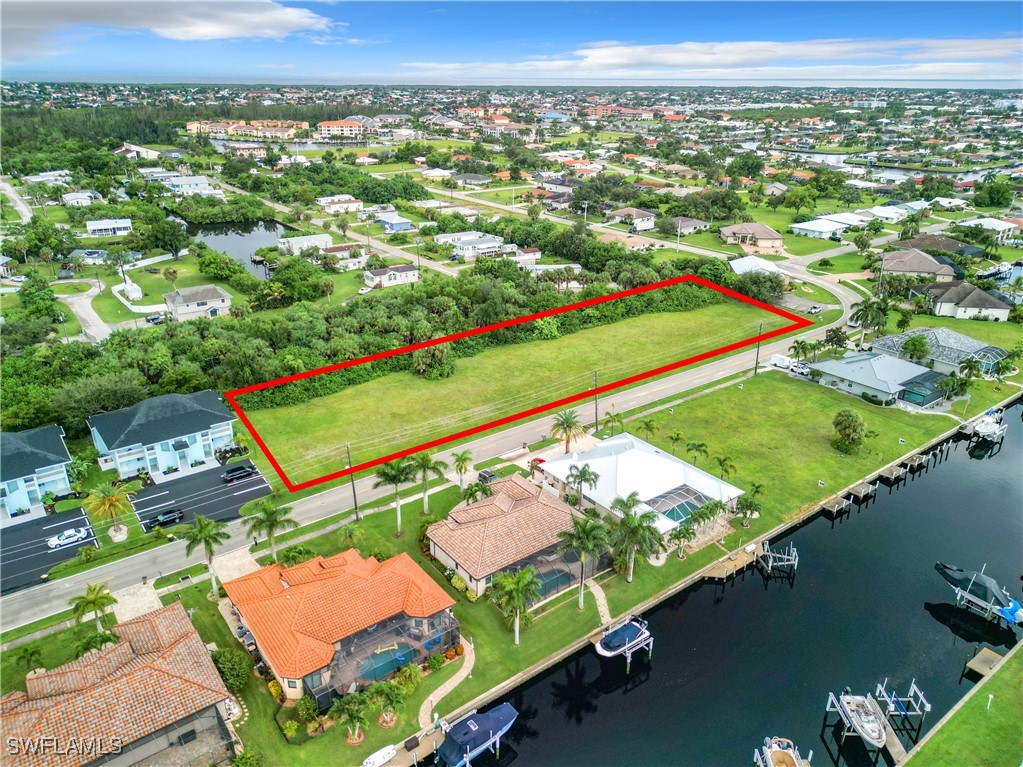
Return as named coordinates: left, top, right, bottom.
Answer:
left=132, top=460, right=271, bottom=530
left=0, top=507, right=94, bottom=593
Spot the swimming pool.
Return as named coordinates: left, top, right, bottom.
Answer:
left=357, top=642, right=416, bottom=681
left=537, top=568, right=573, bottom=598
left=661, top=501, right=699, bottom=523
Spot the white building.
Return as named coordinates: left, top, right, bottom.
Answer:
left=0, top=426, right=72, bottom=528
left=164, top=175, right=216, bottom=195
left=316, top=120, right=364, bottom=139
left=279, top=234, right=333, bottom=254
left=315, top=194, right=363, bottom=214
left=23, top=170, right=72, bottom=186
left=790, top=218, right=848, bottom=239
left=857, top=206, right=909, bottom=224
left=434, top=231, right=506, bottom=260
left=971, top=218, right=1015, bottom=244
left=164, top=285, right=232, bottom=321
left=817, top=211, right=871, bottom=228
left=364, top=264, right=419, bottom=289
left=86, top=218, right=133, bottom=237
left=728, top=255, right=784, bottom=277
left=61, top=191, right=97, bottom=207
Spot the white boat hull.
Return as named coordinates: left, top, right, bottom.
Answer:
left=839, top=694, right=887, bottom=748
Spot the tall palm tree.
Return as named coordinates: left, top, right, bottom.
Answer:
left=735, top=496, right=761, bottom=529
left=636, top=418, right=658, bottom=442
left=959, top=356, right=982, bottom=387
left=182, top=515, right=231, bottom=598
left=243, top=500, right=298, bottom=563
left=850, top=297, right=883, bottom=346
left=82, top=482, right=135, bottom=524
left=68, top=583, right=117, bottom=632
left=557, top=515, right=611, bottom=610
left=714, top=455, right=737, bottom=480
left=667, top=522, right=696, bottom=559
left=686, top=442, right=708, bottom=467
left=373, top=459, right=416, bottom=535
left=566, top=463, right=599, bottom=512
left=369, top=680, right=405, bottom=728
left=411, top=452, right=448, bottom=516
left=551, top=409, right=586, bottom=454
left=492, top=566, right=542, bottom=645
left=330, top=691, right=370, bottom=742
left=451, top=449, right=473, bottom=492
left=698, top=500, right=729, bottom=530
left=461, top=481, right=494, bottom=504
left=667, top=430, right=685, bottom=457
left=609, top=492, right=664, bottom=583
left=603, top=411, right=624, bottom=436
left=789, top=339, right=810, bottom=361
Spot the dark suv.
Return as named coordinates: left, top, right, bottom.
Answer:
left=145, top=508, right=184, bottom=530
left=478, top=469, right=498, bottom=485
left=222, top=465, right=259, bottom=483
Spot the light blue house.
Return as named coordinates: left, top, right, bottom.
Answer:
left=1, top=425, right=72, bottom=528
left=88, top=391, right=237, bottom=480
left=377, top=212, right=414, bottom=233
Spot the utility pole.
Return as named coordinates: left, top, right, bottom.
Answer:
left=676, top=222, right=681, bottom=252
left=345, top=442, right=360, bottom=520
left=753, top=320, right=764, bottom=374
left=582, top=200, right=589, bottom=226
left=592, top=370, right=599, bottom=428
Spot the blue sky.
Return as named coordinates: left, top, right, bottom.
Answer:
left=3, top=1, right=1021, bottom=87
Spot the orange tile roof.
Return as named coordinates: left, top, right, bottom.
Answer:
left=427, top=474, right=576, bottom=580
left=223, top=551, right=453, bottom=679
left=0, top=603, right=228, bottom=767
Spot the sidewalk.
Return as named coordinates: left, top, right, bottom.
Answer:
left=417, top=638, right=476, bottom=727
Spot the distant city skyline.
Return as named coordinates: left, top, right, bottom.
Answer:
left=3, top=1, right=1021, bottom=88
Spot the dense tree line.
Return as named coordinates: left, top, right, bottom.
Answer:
left=163, top=193, right=275, bottom=225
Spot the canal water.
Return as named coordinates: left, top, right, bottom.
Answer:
left=488, top=400, right=1022, bottom=767
left=186, top=220, right=287, bottom=280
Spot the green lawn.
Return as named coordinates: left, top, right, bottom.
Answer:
left=788, top=281, right=840, bottom=305
left=50, top=281, right=91, bottom=296
left=91, top=283, right=142, bottom=324
left=782, top=234, right=843, bottom=257
left=883, top=311, right=1023, bottom=354
left=677, top=231, right=744, bottom=255
left=1, top=613, right=117, bottom=694
left=125, top=256, right=244, bottom=305
left=241, top=303, right=789, bottom=485
left=467, top=188, right=530, bottom=205
left=908, top=647, right=1022, bottom=767
left=808, top=252, right=871, bottom=274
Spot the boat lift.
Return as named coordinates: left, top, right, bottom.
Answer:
left=876, top=678, right=931, bottom=742
left=756, top=540, right=799, bottom=576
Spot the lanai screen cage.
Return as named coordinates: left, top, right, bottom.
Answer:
left=306, top=609, right=459, bottom=710
left=503, top=543, right=611, bottom=606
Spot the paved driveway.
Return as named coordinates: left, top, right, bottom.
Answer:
left=132, top=460, right=271, bottom=530
left=1, top=508, right=94, bottom=593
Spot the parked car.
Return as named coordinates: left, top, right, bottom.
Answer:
left=222, top=465, right=259, bottom=483
left=807, top=305, right=823, bottom=315
left=9, top=275, right=27, bottom=283
left=145, top=314, right=164, bottom=324
left=357, top=287, right=372, bottom=295
left=46, top=527, right=89, bottom=549
left=829, top=233, right=844, bottom=242
left=791, top=362, right=811, bottom=376
left=478, top=469, right=498, bottom=485
left=145, top=508, right=184, bottom=530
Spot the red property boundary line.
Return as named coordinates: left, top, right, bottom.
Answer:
left=225, top=276, right=812, bottom=492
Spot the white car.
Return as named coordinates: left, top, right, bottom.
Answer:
left=357, top=287, right=372, bottom=295
left=791, top=363, right=811, bottom=376
left=807, top=305, right=823, bottom=315
left=46, top=527, right=89, bottom=549
left=9, top=275, right=27, bottom=284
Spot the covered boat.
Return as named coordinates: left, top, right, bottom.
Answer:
left=595, top=615, right=651, bottom=658
left=437, top=703, right=518, bottom=767
left=837, top=693, right=887, bottom=749
left=935, top=562, right=1023, bottom=625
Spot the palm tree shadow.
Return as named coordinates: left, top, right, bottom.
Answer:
left=550, top=657, right=598, bottom=724
left=504, top=691, right=540, bottom=745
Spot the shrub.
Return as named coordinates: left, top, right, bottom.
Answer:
left=232, top=751, right=265, bottom=767
left=464, top=590, right=478, bottom=603
left=211, top=648, right=252, bottom=693
left=281, top=720, right=299, bottom=740
left=427, top=654, right=445, bottom=671
left=450, top=575, right=468, bottom=593
left=454, top=644, right=464, bottom=656
left=296, top=695, right=319, bottom=724
left=268, top=680, right=284, bottom=702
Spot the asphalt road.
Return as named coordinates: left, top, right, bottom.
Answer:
left=0, top=508, right=94, bottom=593
left=132, top=461, right=271, bottom=530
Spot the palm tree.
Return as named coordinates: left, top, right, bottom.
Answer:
left=369, top=680, right=405, bottom=728
left=667, top=522, right=696, bottom=559
left=14, top=645, right=43, bottom=672
left=557, top=515, right=611, bottom=610
left=850, top=297, right=883, bottom=346
left=278, top=544, right=315, bottom=567
left=74, top=630, right=118, bottom=659
left=603, top=411, right=624, bottom=436
left=609, top=492, right=664, bottom=583
left=686, top=441, right=708, bottom=467
left=451, top=449, right=473, bottom=492
left=566, top=463, right=599, bottom=512
left=82, top=482, right=135, bottom=523
left=696, top=500, right=728, bottom=532
left=636, top=418, right=658, bottom=442
left=551, top=409, right=586, bottom=454
left=373, top=459, right=416, bottom=535
left=714, top=455, right=737, bottom=480
left=959, top=357, right=982, bottom=387
left=667, top=430, right=685, bottom=456
left=461, top=481, right=494, bottom=504
left=243, top=500, right=298, bottom=563
left=330, top=691, right=370, bottom=743
left=789, top=339, right=810, bottom=361
left=938, top=373, right=959, bottom=402
left=411, top=452, right=448, bottom=516
left=68, top=583, right=117, bottom=632
left=492, top=566, right=542, bottom=645
left=735, top=496, right=761, bottom=529
left=181, top=515, right=231, bottom=598
left=748, top=481, right=766, bottom=499
left=337, top=522, right=365, bottom=551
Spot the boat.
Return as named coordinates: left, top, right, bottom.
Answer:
left=754, top=736, right=809, bottom=767
left=837, top=692, right=887, bottom=749
left=935, top=562, right=1023, bottom=625
left=361, top=745, right=396, bottom=767
left=973, top=411, right=1007, bottom=440
left=437, top=702, right=518, bottom=767
left=595, top=615, right=651, bottom=658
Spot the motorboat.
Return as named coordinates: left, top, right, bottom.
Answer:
left=754, top=736, right=809, bottom=767
left=595, top=615, right=651, bottom=658
left=935, top=562, right=1023, bottom=625
left=361, top=745, right=396, bottom=767
left=837, top=692, right=887, bottom=749
left=437, top=702, right=518, bottom=767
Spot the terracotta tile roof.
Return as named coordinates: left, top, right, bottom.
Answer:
left=0, top=603, right=228, bottom=767
left=223, top=551, right=453, bottom=679
left=427, top=474, right=576, bottom=580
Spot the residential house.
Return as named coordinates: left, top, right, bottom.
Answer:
left=0, top=255, right=13, bottom=278
left=930, top=197, right=972, bottom=211
left=971, top=218, right=1015, bottom=244
left=661, top=164, right=701, bottom=179
left=85, top=218, right=132, bottom=237
left=317, top=120, right=364, bottom=139
left=164, top=175, right=215, bottom=195
left=112, top=142, right=163, bottom=161
left=427, top=474, right=584, bottom=599
left=542, top=434, right=744, bottom=535
left=790, top=218, right=848, bottom=239
left=280, top=233, right=333, bottom=255
left=363, top=264, right=419, bottom=289
left=764, top=182, right=789, bottom=197
left=817, top=211, right=871, bottom=228
left=23, top=170, right=72, bottom=186
left=812, top=351, right=945, bottom=407
left=61, top=191, right=98, bottom=207
left=138, top=167, right=179, bottom=182
left=377, top=212, right=414, bottom=233
left=222, top=142, right=266, bottom=159
left=909, top=280, right=1012, bottom=322
left=728, top=255, right=785, bottom=278
left=872, top=327, right=1009, bottom=376
left=434, top=231, right=506, bottom=260
left=881, top=248, right=956, bottom=282
left=0, top=426, right=71, bottom=528
left=670, top=216, right=710, bottom=235
left=857, top=205, right=908, bottom=224
left=88, top=391, right=237, bottom=479
left=718, top=223, right=784, bottom=251
left=596, top=232, right=650, bottom=252
left=354, top=156, right=379, bottom=166
left=163, top=285, right=232, bottom=322
left=0, top=602, right=232, bottom=767
left=420, top=167, right=454, bottom=180
left=606, top=207, right=656, bottom=231
left=541, top=177, right=585, bottom=195
left=452, top=173, right=491, bottom=188
left=901, top=234, right=969, bottom=255
left=223, top=551, right=457, bottom=708
left=316, top=194, right=363, bottom=214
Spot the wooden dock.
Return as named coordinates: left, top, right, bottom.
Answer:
left=850, top=482, right=875, bottom=499
left=879, top=465, right=906, bottom=482
left=884, top=722, right=907, bottom=762
left=822, top=496, right=850, bottom=514
left=705, top=542, right=764, bottom=580
left=903, top=455, right=928, bottom=470
left=966, top=647, right=1003, bottom=677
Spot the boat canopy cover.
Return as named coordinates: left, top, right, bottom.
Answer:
left=935, top=562, right=1011, bottom=608
left=437, top=703, right=518, bottom=766
left=601, top=621, right=645, bottom=652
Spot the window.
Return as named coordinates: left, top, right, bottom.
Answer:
left=196, top=301, right=208, bottom=307
left=287, top=680, right=297, bottom=689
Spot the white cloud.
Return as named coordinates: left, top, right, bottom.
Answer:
left=2, top=0, right=334, bottom=64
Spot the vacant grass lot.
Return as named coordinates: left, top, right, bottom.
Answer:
left=782, top=234, right=843, bottom=257
left=125, top=256, right=244, bottom=305
left=808, top=252, right=870, bottom=274
left=241, top=303, right=788, bottom=485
